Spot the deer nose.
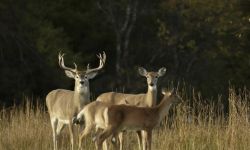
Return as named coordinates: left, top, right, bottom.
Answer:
left=80, top=81, right=84, bottom=84
left=149, top=83, right=154, bottom=86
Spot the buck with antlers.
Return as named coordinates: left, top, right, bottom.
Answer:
left=46, top=51, right=106, bottom=150
left=74, top=89, right=181, bottom=150
left=96, top=67, right=166, bottom=150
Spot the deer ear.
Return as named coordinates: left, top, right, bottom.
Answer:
left=87, top=72, right=98, bottom=79
left=161, top=88, right=167, bottom=95
left=138, top=67, right=147, bottom=76
left=161, top=88, right=172, bottom=97
left=65, top=70, right=75, bottom=79
left=158, top=67, right=166, bottom=77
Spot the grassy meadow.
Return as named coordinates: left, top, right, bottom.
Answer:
left=1, top=87, right=250, bottom=150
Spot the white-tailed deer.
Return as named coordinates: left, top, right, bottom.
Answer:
left=96, top=67, right=166, bottom=150
left=75, top=89, right=181, bottom=150
left=46, top=51, right=106, bottom=150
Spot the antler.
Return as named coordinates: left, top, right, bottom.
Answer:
left=86, top=51, right=106, bottom=73
left=58, top=51, right=77, bottom=72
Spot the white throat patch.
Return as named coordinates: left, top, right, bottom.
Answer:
left=76, top=85, right=88, bottom=93
left=149, top=85, right=156, bottom=90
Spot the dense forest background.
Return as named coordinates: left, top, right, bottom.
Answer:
left=0, top=0, right=250, bottom=107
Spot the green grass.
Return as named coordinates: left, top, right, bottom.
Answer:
left=1, top=87, right=250, bottom=150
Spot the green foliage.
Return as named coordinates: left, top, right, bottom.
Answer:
left=0, top=0, right=250, bottom=105
left=157, top=0, right=250, bottom=97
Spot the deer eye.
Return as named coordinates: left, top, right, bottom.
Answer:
left=155, top=76, right=158, bottom=78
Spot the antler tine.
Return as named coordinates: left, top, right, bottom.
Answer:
left=97, top=53, right=103, bottom=66
left=58, top=52, right=76, bottom=72
left=102, top=51, right=106, bottom=64
left=58, top=51, right=64, bottom=68
left=73, top=62, right=78, bottom=70
left=58, top=51, right=64, bottom=63
left=87, top=63, right=90, bottom=70
left=86, top=51, right=106, bottom=73
left=96, top=53, right=101, bottom=59
left=98, top=51, right=106, bottom=66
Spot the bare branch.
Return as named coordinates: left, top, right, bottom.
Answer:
left=123, top=0, right=138, bottom=56
left=97, top=1, right=118, bottom=31
left=121, top=3, right=132, bottom=34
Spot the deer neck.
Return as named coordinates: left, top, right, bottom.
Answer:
left=157, top=96, right=174, bottom=122
left=73, top=83, right=90, bottom=110
left=145, top=85, right=157, bottom=107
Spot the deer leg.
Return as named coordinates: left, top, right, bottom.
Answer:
left=51, top=118, right=58, bottom=150
left=94, top=127, right=102, bottom=142
left=56, top=122, right=65, bottom=135
left=78, top=124, right=85, bottom=135
left=96, top=126, right=117, bottom=150
left=141, top=130, right=148, bottom=150
left=118, top=132, right=124, bottom=150
left=110, top=133, right=120, bottom=150
left=68, top=123, right=74, bottom=150
left=147, top=130, right=152, bottom=150
left=136, top=130, right=143, bottom=150
left=78, top=124, right=93, bottom=150
left=102, top=139, right=108, bottom=150
left=95, top=128, right=108, bottom=150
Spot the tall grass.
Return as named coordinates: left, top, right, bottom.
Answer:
left=1, top=87, right=250, bottom=150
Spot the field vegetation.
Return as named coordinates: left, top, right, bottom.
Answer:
left=1, top=87, right=250, bottom=150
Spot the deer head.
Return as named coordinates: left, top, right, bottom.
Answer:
left=138, top=67, right=166, bottom=88
left=58, top=51, right=106, bottom=92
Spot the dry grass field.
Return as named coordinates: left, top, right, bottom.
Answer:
left=1, top=87, right=250, bottom=150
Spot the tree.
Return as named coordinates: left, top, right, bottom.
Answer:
left=157, top=0, right=250, bottom=97
left=97, top=0, right=138, bottom=84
